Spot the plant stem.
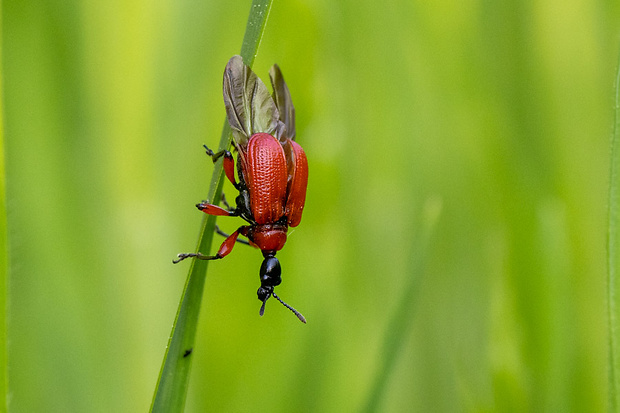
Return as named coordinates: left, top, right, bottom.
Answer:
left=608, top=52, right=620, bottom=413
left=0, top=4, right=8, bottom=409
left=149, top=1, right=274, bottom=412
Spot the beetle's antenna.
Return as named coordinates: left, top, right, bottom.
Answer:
left=272, top=292, right=307, bottom=323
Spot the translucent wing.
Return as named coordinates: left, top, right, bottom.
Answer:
left=223, top=55, right=281, bottom=148
left=269, top=64, right=296, bottom=142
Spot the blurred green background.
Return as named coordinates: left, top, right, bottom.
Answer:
left=4, top=0, right=620, bottom=411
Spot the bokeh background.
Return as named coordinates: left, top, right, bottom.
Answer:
left=4, top=0, right=620, bottom=411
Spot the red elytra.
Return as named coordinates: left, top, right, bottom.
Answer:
left=212, top=132, right=307, bottom=256
left=174, top=56, right=308, bottom=323
left=244, top=133, right=289, bottom=227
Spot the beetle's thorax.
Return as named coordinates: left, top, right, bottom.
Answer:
left=246, top=223, right=288, bottom=256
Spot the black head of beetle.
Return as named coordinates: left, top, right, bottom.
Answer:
left=257, top=255, right=306, bottom=323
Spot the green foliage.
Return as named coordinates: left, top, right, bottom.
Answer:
left=2, top=0, right=620, bottom=411
left=362, top=198, right=441, bottom=412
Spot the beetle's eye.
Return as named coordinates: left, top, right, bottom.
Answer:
left=257, top=286, right=270, bottom=302
left=260, top=256, right=282, bottom=286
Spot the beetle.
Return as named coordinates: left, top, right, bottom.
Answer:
left=174, top=55, right=308, bottom=323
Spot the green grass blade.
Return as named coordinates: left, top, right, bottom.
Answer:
left=0, top=140, right=6, bottom=413
left=609, top=53, right=620, bottom=413
left=361, top=198, right=442, bottom=413
left=0, top=7, right=7, bottom=410
left=149, top=1, right=273, bottom=412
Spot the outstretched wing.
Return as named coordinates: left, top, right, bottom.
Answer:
left=269, top=63, right=296, bottom=142
left=223, top=55, right=281, bottom=148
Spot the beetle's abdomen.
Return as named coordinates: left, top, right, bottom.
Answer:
left=245, top=133, right=288, bottom=225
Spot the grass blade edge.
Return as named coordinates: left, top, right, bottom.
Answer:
left=608, top=51, right=620, bottom=412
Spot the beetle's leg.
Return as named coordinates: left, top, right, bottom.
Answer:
left=215, top=224, right=251, bottom=246
left=203, top=144, right=229, bottom=161
left=197, top=195, right=236, bottom=214
left=220, top=193, right=236, bottom=213
left=203, top=144, right=237, bottom=188
left=213, top=226, right=246, bottom=258
left=173, top=252, right=214, bottom=263
left=173, top=226, right=246, bottom=263
left=196, top=202, right=238, bottom=217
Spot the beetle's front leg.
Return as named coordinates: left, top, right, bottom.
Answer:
left=173, top=226, right=247, bottom=263
left=203, top=144, right=238, bottom=189
left=215, top=224, right=251, bottom=246
left=173, top=252, right=218, bottom=263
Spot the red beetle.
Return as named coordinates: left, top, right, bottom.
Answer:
left=174, top=56, right=308, bottom=323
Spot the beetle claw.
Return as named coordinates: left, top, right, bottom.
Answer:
left=203, top=144, right=215, bottom=157
left=172, top=253, right=193, bottom=264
